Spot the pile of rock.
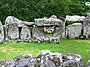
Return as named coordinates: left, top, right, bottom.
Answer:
left=34, top=36, right=60, bottom=43
left=11, top=36, right=60, bottom=44
left=0, top=50, right=84, bottom=67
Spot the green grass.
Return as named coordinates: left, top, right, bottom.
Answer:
left=0, top=39, right=90, bottom=65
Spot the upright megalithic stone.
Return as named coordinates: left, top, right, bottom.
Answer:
left=20, top=26, right=31, bottom=40
left=0, top=21, right=4, bottom=40
left=83, top=14, right=90, bottom=39
left=7, top=23, right=19, bottom=39
left=66, top=23, right=82, bottom=39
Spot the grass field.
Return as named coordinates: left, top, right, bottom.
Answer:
left=0, top=39, right=90, bottom=64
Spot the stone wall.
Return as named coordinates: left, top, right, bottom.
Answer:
left=0, top=50, right=84, bottom=67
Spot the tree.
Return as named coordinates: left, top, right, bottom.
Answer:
left=0, top=0, right=88, bottom=24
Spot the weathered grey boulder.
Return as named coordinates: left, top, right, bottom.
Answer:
left=27, top=57, right=40, bottom=67
left=14, top=54, right=32, bottom=61
left=66, top=23, right=82, bottom=39
left=38, top=50, right=56, bottom=67
left=39, top=50, right=52, bottom=56
left=49, top=53, right=63, bottom=67
left=63, top=53, right=82, bottom=62
left=15, top=64, right=27, bottom=67
left=5, top=59, right=15, bottom=67
left=62, top=60, right=77, bottom=67
left=83, top=15, right=90, bottom=39
left=63, top=53, right=84, bottom=67
left=20, top=26, right=31, bottom=40
left=38, top=50, right=63, bottom=67
left=63, top=60, right=83, bottom=67
left=17, top=58, right=29, bottom=65
left=32, top=26, right=45, bottom=39
left=7, top=24, right=19, bottom=39
left=0, top=21, right=4, bottom=40
left=53, top=26, right=65, bottom=38
left=14, top=54, right=32, bottom=67
left=27, top=60, right=35, bottom=67
left=45, top=60, right=56, bottom=67
left=86, top=60, right=90, bottom=67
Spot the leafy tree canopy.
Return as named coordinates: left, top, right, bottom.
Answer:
left=0, top=0, right=89, bottom=24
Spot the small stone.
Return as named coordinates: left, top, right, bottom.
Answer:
left=50, top=37, right=60, bottom=43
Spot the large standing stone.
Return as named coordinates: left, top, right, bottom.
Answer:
left=66, top=23, right=82, bottom=39
left=7, top=24, right=19, bottom=39
left=53, top=26, right=65, bottom=38
left=32, top=26, right=45, bottom=39
left=83, top=15, right=90, bottom=39
left=0, top=21, right=4, bottom=40
left=20, top=26, right=31, bottom=40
